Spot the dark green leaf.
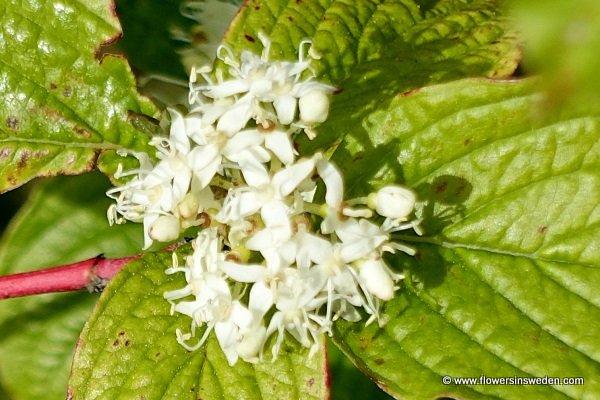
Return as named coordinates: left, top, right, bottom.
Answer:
left=0, top=172, right=143, bottom=400
left=223, top=0, right=520, bottom=84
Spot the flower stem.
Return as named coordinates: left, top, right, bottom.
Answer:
left=0, top=254, right=140, bottom=300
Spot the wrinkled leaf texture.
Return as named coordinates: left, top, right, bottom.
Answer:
left=0, top=0, right=159, bottom=193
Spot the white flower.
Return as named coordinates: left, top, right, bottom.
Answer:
left=107, top=33, right=420, bottom=366
left=216, top=157, right=315, bottom=223
left=266, top=266, right=327, bottom=359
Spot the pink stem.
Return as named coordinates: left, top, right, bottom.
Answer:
left=0, top=254, right=140, bottom=299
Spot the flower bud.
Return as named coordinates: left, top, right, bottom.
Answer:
left=357, top=258, right=395, bottom=301
left=149, top=214, right=180, bottom=242
left=299, top=90, right=330, bottom=123
left=177, top=192, right=200, bottom=220
left=368, top=185, right=416, bottom=220
left=237, top=326, right=266, bottom=362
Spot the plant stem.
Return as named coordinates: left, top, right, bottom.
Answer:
left=0, top=254, right=140, bottom=299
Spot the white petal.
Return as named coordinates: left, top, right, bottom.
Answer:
left=205, top=79, right=249, bottom=98
left=171, top=162, right=191, bottom=200
left=188, top=145, right=221, bottom=188
left=217, top=99, right=253, bottom=134
left=220, top=261, right=267, bottom=283
left=218, top=189, right=261, bottom=221
left=168, top=109, right=190, bottom=154
left=236, top=150, right=270, bottom=187
left=248, top=281, right=274, bottom=317
left=273, top=95, right=297, bottom=125
left=316, top=158, right=343, bottom=208
left=264, top=130, right=295, bottom=165
left=214, top=321, right=239, bottom=365
left=221, top=130, right=263, bottom=158
left=250, top=78, right=273, bottom=97
left=272, top=158, right=315, bottom=197
left=261, top=200, right=289, bottom=228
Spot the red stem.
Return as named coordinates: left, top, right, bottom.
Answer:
left=0, top=254, right=140, bottom=299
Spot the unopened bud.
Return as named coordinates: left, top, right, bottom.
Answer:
left=299, top=90, right=330, bottom=123
left=357, top=258, right=395, bottom=301
left=149, top=215, right=180, bottom=242
left=178, top=193, right=200, bottom=220
left=368, top=185, right=416, bottom=220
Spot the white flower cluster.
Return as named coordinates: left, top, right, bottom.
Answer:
left=107, top=35, right=420, bottom=365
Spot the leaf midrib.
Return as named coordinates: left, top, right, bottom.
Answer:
left=0, top=137, right=127, bottom=151
left=396, top=234, right=599, bottom=268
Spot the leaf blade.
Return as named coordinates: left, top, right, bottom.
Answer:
left=331, top=77, right=600, bottom=399
left=0, top=0, right=159, bottom=193
left=69, top=250, right=329, bottom=400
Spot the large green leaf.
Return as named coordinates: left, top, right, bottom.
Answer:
left=69, top=250, right=329, bottom=400
left=0, top=0, right=159, bottom=193
left=330, top=78, right=600, bottom=399
left=223, top=0, right=520, bottom=84
left=0, top=172, right=143, bottom=400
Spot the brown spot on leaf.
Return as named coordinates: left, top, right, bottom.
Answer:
left=155, top=352, right=161, bottom=357
left=0, top=148, right=12, bottom=159
left=434, top=181, right=448, bottom=193
left=192, top=31, right=208, bottom=44
left=124, top=340, right=131, bottom=347
left=63, top=87, right=72, bottom=97
left=288, top=16, right=294, bottom=22
left=17, top=151, right=30, bottom=168
left=464, top=138, right=471, bottom=146
left=118, top=331, right=126, bottom=336
left=537, top=225, right=548, bottom=234
left=374, top=358, right=385, bottom=365
left=112, top=339, right=120, bottom=347
left=306, top=377, right=315, bottom=387
left=74, top=126, right=91, bottom=138
left=50, top=82, right=58, bottom=89
left=358, top=335, right=371, bottom=350
left=244, top=34, right=256, bottom=43
left=6, top=116, right=19, bottom=130
left=400, top=88, right=420, bottom=97
left=333, top=87, right=344, bottom=95
left=296, top=0, right=302, bottom=4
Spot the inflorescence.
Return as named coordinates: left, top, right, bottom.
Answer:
left=107, top=34, right=421, bottom=365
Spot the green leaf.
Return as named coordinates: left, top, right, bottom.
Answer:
left=0, top=0, right=159, bottom=193
left=223, top=0, right=520, bottom=84
left=0, top=172, right=143, bottom=400
left=69, top=250, right=329, bottom=400
left=330, top=78, right=600, bottom=399
left=327, top=340, right=392, bottom=400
